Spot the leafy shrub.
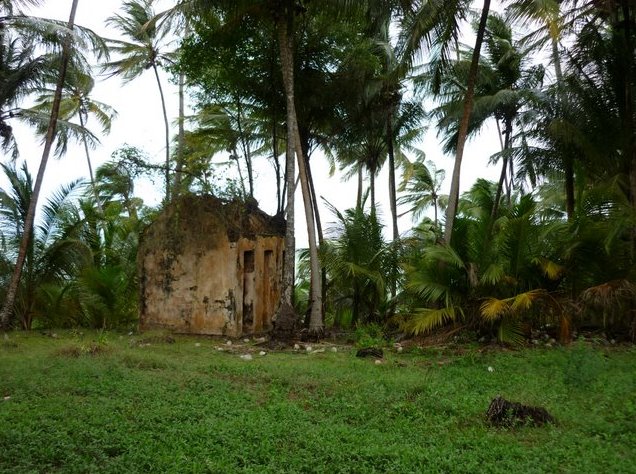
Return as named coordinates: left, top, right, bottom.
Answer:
left=354, top=323, right=386, bottom=348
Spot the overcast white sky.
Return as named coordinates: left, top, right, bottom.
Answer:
left=9, top=0, right=502, bottom=246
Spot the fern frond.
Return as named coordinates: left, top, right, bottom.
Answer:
left=510, top=289, right=546, bottom=312
left=532, top=257, right=565, bottom=280
left=480, top=297, right=510, bottom=321
left=497, top=319, right=526, bottom=346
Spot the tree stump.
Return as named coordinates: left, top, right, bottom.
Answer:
left=486, top=396, right=555, bottom=427
left=356, top=347, right=384, bottom=359
left=270, top=303, right=298, bottom=342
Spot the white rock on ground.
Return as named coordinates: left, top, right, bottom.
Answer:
left=239, top=354, right=253, bottom=361
left=259, top=351, right=267, bottom=356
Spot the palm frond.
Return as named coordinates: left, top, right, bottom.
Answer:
left=405, top=305, right=463, bottom=335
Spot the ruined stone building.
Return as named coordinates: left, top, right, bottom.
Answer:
left=138, top=195, right=285, bottom=337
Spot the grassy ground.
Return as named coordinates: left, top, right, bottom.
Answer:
left=0, top=331, right=635, bottom=473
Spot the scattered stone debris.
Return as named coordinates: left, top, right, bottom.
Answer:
left=330, top=347, right=338, bottom=353
left=3, top=396, right=10, bottom=401
left=305, top=346, right=313, bottom=352
left=259, top=351, right=267, bottom=356
left=486, top=396, right=555, bottom=427
left=356, top=347, right=384, bottom=359
left=226, top=340, right=232, bottom=346
left=194, top=343, right=201, bottom=347
left=293, top=343, right=300, bottom=350
left=239, top=354, right=253, bottom=361
left=243, top=338, right=250, bottom=343
left=374, top=359, right=383, bottom=365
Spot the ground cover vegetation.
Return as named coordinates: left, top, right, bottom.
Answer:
left=0, top=331, right=635, bottom=473
left=0, top=0, right=635, bottom=344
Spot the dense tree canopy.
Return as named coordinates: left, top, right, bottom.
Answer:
left=0, top=0, right=634, bottom=342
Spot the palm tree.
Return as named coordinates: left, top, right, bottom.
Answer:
left=0, top=0, right=82, bottom=329
left=0, top=161, right=88, bottom=329
left=0, top=35, right=48, bottom=156
left=433, top=12, right=544, bottom=222
left=398, top=152, right=446, bottom=229
left=321, top=203, right=391, bottom=326
left=31, top=69, right=117, bottom=207
left=172, top=0, right=331, bottom=332
left=399, top=0, right=492, bottom=244
left=103, top=0, right=173, bottom=203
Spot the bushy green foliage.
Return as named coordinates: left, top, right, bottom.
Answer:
left=354, top=322, right=385, bottom=348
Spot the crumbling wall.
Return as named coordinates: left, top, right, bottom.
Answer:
left=138, top=195, right=284, bottom=336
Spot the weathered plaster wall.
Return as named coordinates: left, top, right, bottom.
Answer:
left=138, top=196, right=284, bottom=336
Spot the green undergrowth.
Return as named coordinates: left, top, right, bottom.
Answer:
left=0, top=331, right=635, bottom=473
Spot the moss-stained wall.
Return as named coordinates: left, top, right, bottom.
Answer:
left=138, top=195, right=285, bottom=336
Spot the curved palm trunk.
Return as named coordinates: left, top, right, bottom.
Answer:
left=444, top=0, right=491, bottom=245
left=152, top=63, right=171, bottom=204
left=0, top=0, right=79, bottom=329
left=278, top=19, right=322, bottom=333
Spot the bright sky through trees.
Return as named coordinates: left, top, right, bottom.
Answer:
left=10, top=0, right=501, bottom=245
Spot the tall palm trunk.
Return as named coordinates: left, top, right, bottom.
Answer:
left=550, top=33, right=575, bottom=219
left=386, top=112, right=398, bottom=300
left=278, top=18, right=322, bottom=333
left=304, top=148, right=327, bottom=324
left=387, top=113, right=398, bottom=241
left=78, top=109, right=103, bottom=214
left=444, top=0, right=491, bottom=245
left=174, top=61, right=186, bottom=198
left=0, top=0, right=79, bottom=329
left=369, top=168, right=376, bottom=213
left=152, top=63, right=171, bottom=204
left=236, top=98, right=254, bottom=196
left=356, top=166, right=363, bottom=209
left=272, top=118, right=283, bottom=214
left=618, top=1, right=636, bottom=259
left=490, top=118, right=512, bottom=222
